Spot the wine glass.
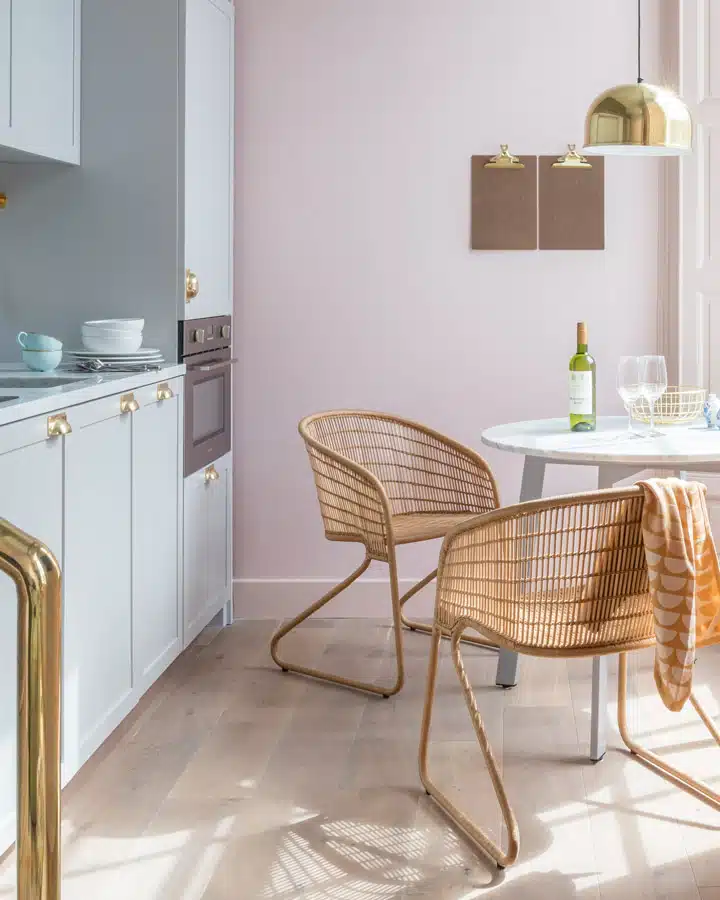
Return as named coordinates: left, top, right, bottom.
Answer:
left=639, top=355, right=668, bottom=437
left=617, top=357, right=643, bottom=437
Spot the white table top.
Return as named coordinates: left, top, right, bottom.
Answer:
left=481, top=417, right=720, bottom=466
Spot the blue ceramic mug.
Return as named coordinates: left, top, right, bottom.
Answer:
left=17, top=332, right=62, bottom=351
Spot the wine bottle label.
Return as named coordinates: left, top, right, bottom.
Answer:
left=569, top=371, right=593, bottom=414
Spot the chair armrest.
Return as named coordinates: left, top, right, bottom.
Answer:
left=304, top=441, right=392, bottom=561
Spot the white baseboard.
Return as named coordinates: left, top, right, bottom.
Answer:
left=232, top=576, right=436, bottom=619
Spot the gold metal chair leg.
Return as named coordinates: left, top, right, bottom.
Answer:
left=270, top=552, right=405, bottom=697
left=0, top=519, right=62, bottom=900
left=400, top=569, right=499, bottom=651
left=617, top=652, right=720, bottom=810
left=419, top=621, right=519, bottom=868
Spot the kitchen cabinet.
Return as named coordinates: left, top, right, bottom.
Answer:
left=0, top=374, right=185, bottom=855
left=183, top=0, right=234, bottom=318
left=183, top=451, right=232, bottom=647
left=0, top=0, right=80, bottom=163
left=132, top=382, right=182, bottom=695
left=62, top=394, right=133, bottom=777
left=0, top=417, right=63, bottom=853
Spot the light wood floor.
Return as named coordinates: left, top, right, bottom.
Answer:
left=1, top=619, right=719, bottom=899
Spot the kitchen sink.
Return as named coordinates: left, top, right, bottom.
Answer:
left=0, top=396, right=19, bottom=404
left=0, top=376, right=87, bottom=388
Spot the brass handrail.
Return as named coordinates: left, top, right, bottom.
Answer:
left=0, top=519, right=61, bottom=900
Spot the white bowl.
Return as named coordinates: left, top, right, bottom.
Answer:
left=81, top=333, right=143, bottom=353
left=83, top=318, right=144, bottom=331
left=82, top=324, right=143, bottom=338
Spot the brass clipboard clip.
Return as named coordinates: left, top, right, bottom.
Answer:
left=484, top=144, right=525, bottom=169
left=551, top=144, right=592, bottom=169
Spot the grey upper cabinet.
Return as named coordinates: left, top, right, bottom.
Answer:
left=0, top=0, right=80, bottom=163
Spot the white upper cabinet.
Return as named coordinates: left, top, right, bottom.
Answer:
left=184, top=0, right=234, bottom=318
left=0, top=0, right=80, bottom=163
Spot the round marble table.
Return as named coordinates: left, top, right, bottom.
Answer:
left=481, top=416, right=720, bottom=761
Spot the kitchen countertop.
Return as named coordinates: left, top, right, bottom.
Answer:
left=0, top=363, right=186, bottom=426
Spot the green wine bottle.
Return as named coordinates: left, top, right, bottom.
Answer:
left=569, top=322, right=596, bottom=432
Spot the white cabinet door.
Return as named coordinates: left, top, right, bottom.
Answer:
left=132, top=381, right=182, bottom=695
left=63, top=396, right=133, bottom=777
left=0, top=0, right=80, bottom=163
left=206, top=450, right=232, bottom=621
left=0, top=415, right=62, bottom=854
left=184, top=0, right=234, bottom=318
left=183, top=466, right=209, bottom=646
left=183, top=452, right=233, bottom=647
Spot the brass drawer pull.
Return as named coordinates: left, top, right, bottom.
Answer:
left=204, top=464, right=220, bottom=484
left=120, top=393, right=139, bottom=414
left=186, top=269, right=199, bottom=302
left=47, top=413, right=71, bottom=438
left=156, top=383, right=174, bottom=402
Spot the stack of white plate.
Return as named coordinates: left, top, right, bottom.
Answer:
left=67, top=319, right=164, bottom=367
left=66, top=347, right=165, bottom=367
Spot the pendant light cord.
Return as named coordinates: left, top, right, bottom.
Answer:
left=637, top=0, right=643, bottom=83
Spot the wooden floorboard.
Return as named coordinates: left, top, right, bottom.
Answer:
left=0, top=620, right=718, bottom=898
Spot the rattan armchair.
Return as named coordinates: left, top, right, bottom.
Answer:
left=419, top=486, right=720, bottom=868
left=270, top=410, right=500, bottom=697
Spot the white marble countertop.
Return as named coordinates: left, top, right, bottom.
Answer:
left=481, top=416, right=720, bottom=466
left=0, top=363, right=186, bottom=426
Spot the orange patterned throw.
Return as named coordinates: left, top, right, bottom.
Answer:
left=638, top=478, right=720, bottom=712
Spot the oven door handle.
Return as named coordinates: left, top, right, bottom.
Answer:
left=188, top=358, right=238, bottom=374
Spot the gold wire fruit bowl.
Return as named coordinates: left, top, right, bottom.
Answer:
left=632, top=387, right=706, bottom=425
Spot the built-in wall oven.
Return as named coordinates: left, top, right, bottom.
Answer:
left=180, top=315, right=234, bottom=476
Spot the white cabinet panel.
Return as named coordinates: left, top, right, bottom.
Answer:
left=0, top=425, right=62, bottom=853
left=183, top=452, right=233, bottom=647
left=183, top=467, right=208, bottom=645
left=0, top=0, right=79, bottom=162
left=207, top=451, right=231, bottom=619
left=63, top=408, right=132, bottom=776
left=132, top=387, right=181, bottom=694
left=184, top=0, right=234, bottom=318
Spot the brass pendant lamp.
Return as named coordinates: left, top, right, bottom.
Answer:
left=583, top=0, right=692, bottom=156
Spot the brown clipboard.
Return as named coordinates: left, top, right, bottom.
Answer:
left=539, top=147, right=605, bottom=250
left=471, top=147, right=537, bottom=251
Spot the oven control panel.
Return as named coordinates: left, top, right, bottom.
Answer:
left=179, top=315, right=232, bottom=359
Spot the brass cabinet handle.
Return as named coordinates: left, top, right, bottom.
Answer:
left=47, top=413, right=71, bottom=438
left=204, top=464, right=220, bottom=484
left=156, top=383, right=174, bottom=401
left=120, top=393, right=139, bottom=414
left=186, top=269, right=199, bottom=302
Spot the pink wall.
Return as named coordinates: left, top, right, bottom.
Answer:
left=233, top=0, right=665, bottom=615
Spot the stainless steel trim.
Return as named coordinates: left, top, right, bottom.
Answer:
left=196, top=358, right=238, bottom=374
